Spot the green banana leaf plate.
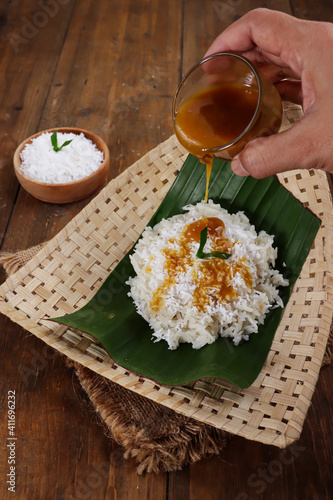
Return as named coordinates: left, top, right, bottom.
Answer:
left=51, top=155, right=321, bottom=388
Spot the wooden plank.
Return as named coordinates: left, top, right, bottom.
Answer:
left=1, top=0, right=182, bottom=251
left=1, top=1, right=332, bottom=499
left=169, top=2, right=333, bottom=500
left=0, top=0, right=76, bottom=255
left=39, top=0, right=180, bottom=177
left=0, top=319, right=113, bottom=499
left=0, top=0, right=182, bottom=499
left=182, top=0, right=292, bottom=73
left=290, top=0, right=333, bottom=21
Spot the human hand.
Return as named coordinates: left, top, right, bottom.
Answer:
left=205, top=8, right=333, bottom=178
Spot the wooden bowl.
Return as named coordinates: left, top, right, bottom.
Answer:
left=13, top=127, right=110, bottom=204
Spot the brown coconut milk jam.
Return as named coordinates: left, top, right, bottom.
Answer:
left=173, top=53, right=282, bottom=202
left=174, top=82, right=260, bottom=201
left=150, top=216, right=252, bottom=313
left=174, top=83, right=259, bottom=158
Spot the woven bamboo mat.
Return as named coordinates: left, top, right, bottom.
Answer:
left=1, top=103, right=332, bottom=448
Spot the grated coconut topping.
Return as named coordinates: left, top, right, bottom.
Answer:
left=127, top=201, right=289, bottom=350
left=19, top=132, right=104, bottom=184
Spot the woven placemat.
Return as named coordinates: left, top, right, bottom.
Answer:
left=1, top=103, right=333, bottom=451
left=1, top=245, right=331, bottom=474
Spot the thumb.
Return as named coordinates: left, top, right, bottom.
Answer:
left=231, top=119, right=319, bottom=178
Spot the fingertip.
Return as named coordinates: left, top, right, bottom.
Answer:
left=236, top=123, right=311, bottom=179
left=231, top=158, right=249, bottom=176
left=237, top=139, right=276, bottom=179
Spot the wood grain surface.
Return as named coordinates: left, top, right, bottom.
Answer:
left=0, top=1, right=332, bottom=499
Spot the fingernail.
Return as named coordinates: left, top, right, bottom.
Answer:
left=231, top=158, right=249, bottom=176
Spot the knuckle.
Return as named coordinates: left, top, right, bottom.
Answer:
left=243, top=8, right=265, bottom=23
left=247, top=7, right=268, bottom=17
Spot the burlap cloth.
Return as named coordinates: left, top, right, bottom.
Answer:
left=1, top=244, right=332, bottom=474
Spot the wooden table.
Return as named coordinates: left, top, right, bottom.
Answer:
left=0, top=1, right=332, bottom=499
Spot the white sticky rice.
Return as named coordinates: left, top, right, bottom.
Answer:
left=127, top=201, right=288, bottom=350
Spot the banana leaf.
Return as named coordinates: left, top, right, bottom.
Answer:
left=51, top=155, right=321, bottom=388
